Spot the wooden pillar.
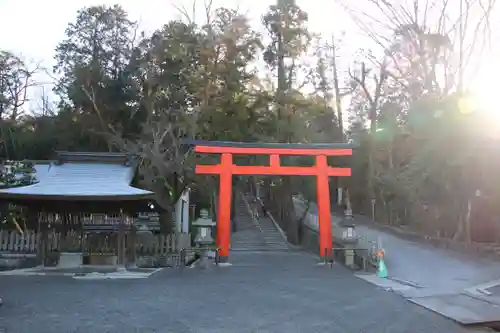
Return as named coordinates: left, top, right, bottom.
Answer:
left=60, top=212, right=68, bottom=252
left=37, top=212, right=48, bottom=266
left=217, top=153, right=233, bottom=262
left=230, top=181, right=236, bottom=233
left=36, top=212, right=42, bottom=264
left=316, top=155, right=333, bottom=260
left=117, top=210, right=126, bottom=268
left=129, top=223, right=137, bottom=265
left=78, top=213, right=85, bottom=254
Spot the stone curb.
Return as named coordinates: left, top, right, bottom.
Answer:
left=0, top=266, right=164, bottom=277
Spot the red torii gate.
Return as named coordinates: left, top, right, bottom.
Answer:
left=192, top=141, right=353, bottom=263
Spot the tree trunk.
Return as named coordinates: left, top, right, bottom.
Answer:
left=464, top=198, right=472, bottom=244
left=212, top=190, right=218, bottom=220
left=331, top=35, right=352, bottom=212
left=281, top=178, right=299, bottom=244
left=367, top=107, right=377, bottom=210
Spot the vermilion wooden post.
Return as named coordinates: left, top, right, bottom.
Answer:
left=217, top=153, right=233, bottom=262
left=316, top=155, right=332, bottom=260
left=193, top=142, right=352, bottom=263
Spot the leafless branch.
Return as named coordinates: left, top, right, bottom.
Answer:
left=0, top=53, right=42, bottom=120
left=338, top=0, right=497, bottom=92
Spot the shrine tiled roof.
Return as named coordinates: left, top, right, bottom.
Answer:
left=0, top=152, right=153, bottom=201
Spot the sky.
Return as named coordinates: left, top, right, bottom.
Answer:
left=0, top=0, right=498, bottom=118
left=0, top=0, right=358, bottom=59
left=0, top=0, right=362, bottom=103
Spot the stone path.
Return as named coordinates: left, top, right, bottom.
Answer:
left=292, top=196, right=500, bottom=326
left=294, top=196, right=500, bottom=294
left=353, top=221, right=500, bottom=298
left=0, top=251, right=482, bottom=333
left=347, top=217, right=500, bottom=325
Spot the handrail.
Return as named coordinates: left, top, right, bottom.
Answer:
left=240, top=192, right=264, bottom=233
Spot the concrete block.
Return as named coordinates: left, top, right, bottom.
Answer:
left=57, top=253, right=82, bottom=268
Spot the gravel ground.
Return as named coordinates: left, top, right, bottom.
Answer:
left=0, top=251, right=478, bottom=333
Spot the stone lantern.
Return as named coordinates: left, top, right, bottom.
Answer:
left=192, top=209, right=218, bottom=267
left=340, top=221, right=357, bottom=244
left=192, top=209, right=216, bottom=247
left=339, top=220, right=358, bottom=268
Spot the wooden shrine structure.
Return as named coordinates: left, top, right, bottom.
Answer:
left=0, top=151, right=156, bottom=267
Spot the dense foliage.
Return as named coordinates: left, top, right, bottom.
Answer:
left=0, top=161, right=38, bottom=188
left=0, top=0, right=498, bottom=243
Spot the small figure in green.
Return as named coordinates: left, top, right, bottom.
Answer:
left=376, top=249, right=388, bottom=279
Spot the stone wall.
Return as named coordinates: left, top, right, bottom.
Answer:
left=0, top=254, right=38, bottom=270
left=299, top=223, right=321, bottom=254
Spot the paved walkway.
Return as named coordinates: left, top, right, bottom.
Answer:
left=294, top=197, right=500, bottom=297
left=352, top=222, right=500, bottom=325
left=354, top=222, right=500, bottom=297
left=293, top=197, right=500, bottom=325
left=0, top=251, right=477, bottom=333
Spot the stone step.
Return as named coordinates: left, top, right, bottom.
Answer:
left=231, top=241, right=288, bottom=249
left=230, top=194, right=290, bottom=252
left=232, top=240, right=265, bottom=244
left=236, top=242, right=287, bottom=246
left=262, top=238, right=286, bottom=243
left=231, top=239, right=265, bottom=243
left=231, top=246, right=291, bottom=252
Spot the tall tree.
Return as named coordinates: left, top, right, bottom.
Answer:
left=340, top=0, right=499, bottom=242
left=0, top=52, right=38, bottom=122
left=262, top=0, right=315, bottom=244
left=0, top=51, right=40, bottom=159
left=53, top=5, right=138, bottom=151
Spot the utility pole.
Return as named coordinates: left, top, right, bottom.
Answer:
left=331, top=35, right=352, bottom=220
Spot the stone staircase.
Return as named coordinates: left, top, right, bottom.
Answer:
left=258, top=216, right=291, bottom=251
left=230, top=193, right=290, bottom=252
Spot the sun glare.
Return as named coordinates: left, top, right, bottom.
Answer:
left=468, top=73, right=500, bottom=138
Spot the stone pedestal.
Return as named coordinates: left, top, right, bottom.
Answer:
left=88, top=255, right=117, bottom=266
left=57, top=252, right=83, bottom=268
left=345, top=248, right=355, bottom=267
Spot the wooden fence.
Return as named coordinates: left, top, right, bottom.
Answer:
left=0, top=230, right=191, bottom=256
left=0, top=230, right=38, bottom=253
